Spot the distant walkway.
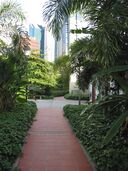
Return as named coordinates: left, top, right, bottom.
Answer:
left=18, top=97, right=93, bottom=171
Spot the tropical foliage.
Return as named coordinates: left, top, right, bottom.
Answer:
left=27, top=51, right=58, bottom=98
left=0, top=2, right=38, bottom=170
left=0, top=1, right=28, bottom=110
left=53, top=55, right=71, bottom=90
left=0, top=101, right=37, bottom=171
left=70, top=38, right=100, bottom=91
left=64, top=104, right=128, bottom=171
left=64, top=93, right=89, bottom=100
left=43, top=0, right=128, bottom=163
left=0, top=1, right=25, bottom=38
left=0, top=28, right=29, bottom=110
left=27, top=52, right=57, bottom=87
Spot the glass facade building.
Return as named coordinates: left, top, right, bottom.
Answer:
left=29, top=24, right=45, bottom=57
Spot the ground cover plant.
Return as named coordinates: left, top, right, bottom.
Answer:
left=0, top=101, right=37, bottom=171
left=64, top=93, right=89, bottom=100
left=28, top=94, right=54, bottom=100
left=63, top=104, right=128, bottom=171
left=51, top=90, right=69, bottom=97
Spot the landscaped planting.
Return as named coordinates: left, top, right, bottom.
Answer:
left=40, top=95, right=54, bottom=99
left=63, top=104, right=128, bottom=171
left=64, top=93, right=89, bottom=100
left=51, top=90, right=69, bottom=97
left=0, top=101, right=37, bottom=171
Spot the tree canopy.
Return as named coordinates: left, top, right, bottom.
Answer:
left=43, top=0, right=128, bottom=143
left=27, top=52, right=57, bottom=87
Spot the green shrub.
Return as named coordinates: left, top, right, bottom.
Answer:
left=41, top=95, right=54, bottom=99
left=51, top=90, right=68, bottom=97
left=16, top=97, right=27, bottom=103
left=64, top=93, right=89, bottom=100
left=0, top=101, right=37, bottom=171
left=30, top=95, right=54, bottom=100
left=63, top=104, right=128, bottom=171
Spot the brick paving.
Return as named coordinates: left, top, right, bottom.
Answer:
left=18, top=98, right=93, bottom=171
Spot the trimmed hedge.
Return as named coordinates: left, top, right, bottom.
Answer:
left=41, top=95, right=54, bottom=99
left=64, top=93, right=89, bottom=100
left=63, top=104, right=128, bottom=171
left=0, top=101, right=37, bottom=171
left=33, top=95, right=54, bottom=100
left=51, top=90, right=68, bottom=97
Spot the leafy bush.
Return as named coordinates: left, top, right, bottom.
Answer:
left=51, top=90, right=68, bottom=97
left=41, top=95, right=54, bottom=99
left=0, top=101, right=37, bottom=171
left=27, top=55, right=57, bottom=88
left=34, top=95, right=54, bottom=99
left=54, top=55, right=71, bottom=90
left=64, top=93, right=89, bottom=100
left=63, top=104, right=128, bottom=171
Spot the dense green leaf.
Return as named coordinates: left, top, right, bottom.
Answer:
left=64, top=104, right=128, bottom=171
left=0, top=101, right=37, bottom=171
left=93, top=65, right=128, bottom=79
left=103, top=111, right=128, bottom=145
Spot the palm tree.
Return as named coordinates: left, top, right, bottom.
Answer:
left=0, top=1, right=25, bottom=37
left=0, top=1, right=25, bottom=19
left=0, top=27, right=29, bottom=111
left=43, top=0, right=128, bottom=66
left=43, top=0, right=128, bottom=143
left=0, top=1, right=27, bottom=110
left=70, top=37, right=101, bottom=102
left=43, top=0, right=85, bottom=39
left=43, top=0, right=128, bottom=92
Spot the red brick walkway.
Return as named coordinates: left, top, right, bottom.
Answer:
left=18, top=102, right=93, bottom=171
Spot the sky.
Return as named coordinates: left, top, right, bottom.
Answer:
left=0, top=0, right=47, bottom=25
left=17, top=0, right=47, bottom=26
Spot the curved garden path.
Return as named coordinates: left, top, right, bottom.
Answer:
left=18, top=97, right=94, bottom=171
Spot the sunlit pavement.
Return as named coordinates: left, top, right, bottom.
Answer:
left=18, top=97, right=93, bottom=171
left=36, top=96, right=86, bottom=109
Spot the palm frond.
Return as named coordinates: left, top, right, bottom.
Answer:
left=70, top=37, right=90, bottom=57
left=0, top=1, right=25, bottom=21
left=42, top=0, right=89, bottom=39
left=93, top=65, right=128, bottom=79
left=103, top=111, right=128, bottom=145
left=0, top=1, right=26, bottom=38
left=43, top=0, right=71, bottom=39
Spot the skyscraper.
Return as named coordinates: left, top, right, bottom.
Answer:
left=28, top=24, right=45, bottom=57
left=54, top=18, right=70, bottom=59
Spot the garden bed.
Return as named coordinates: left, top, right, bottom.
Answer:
left=64, top=93, right=89, bottom=100
left=51, top=90, right=69, bottom=97
left=0, top=101, right=37, bottom=171
left=63, top=104, right=128, bottom=171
